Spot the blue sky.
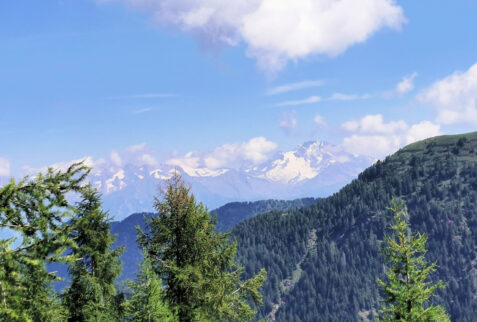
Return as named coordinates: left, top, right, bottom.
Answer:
left=1, top=0, right=477, bottom=177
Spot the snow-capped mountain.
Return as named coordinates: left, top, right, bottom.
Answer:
left=91, top=141, right=374, bottom=220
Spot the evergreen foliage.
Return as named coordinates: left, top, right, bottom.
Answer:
left=137, top=173, right=267, bottom=321
left=0, top=162, right=88, bottom=321
left=126, top=251, right=174, bottom=321
left=62, top=186, right=124, bottom=321
left=378, top=199, right=449, bottom=321
left=112, top=198, right=315, bottom=283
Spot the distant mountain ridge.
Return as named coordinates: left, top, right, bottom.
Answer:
left=89, top=141, right=372, bottom=220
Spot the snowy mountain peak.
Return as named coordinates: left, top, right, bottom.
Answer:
left=87, top=140, right=373, bottom=219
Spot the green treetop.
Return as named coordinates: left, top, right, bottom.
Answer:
left=126, top=251, right=175, bottom=322
left=378, top=199, right=449, bottom=321
left=138, top=173, right=267, bottom=321
left=62, top=186, right=124, bottom=321
left=0, top=162, right=89, bottom=321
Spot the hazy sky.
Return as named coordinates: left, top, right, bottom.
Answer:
left=1, top=0, right=477, bottom=177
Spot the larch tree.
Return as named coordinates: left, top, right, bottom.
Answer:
left=137, top=173, right=267, bottom=322
left=378, top=198, right=449, bottom=321
left=0, top=162, right=89, bottom=321
left=62, top=186, right=124, bottom=321
left=126, top=251, right=174, bottom=322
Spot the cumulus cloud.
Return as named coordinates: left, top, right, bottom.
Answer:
left=341, top=114, right=408, bottom=134
left=126, top=143, right=147, bottom=153
left=313, top=114, right=327, bottom=127
left=167, top=137, right=277, bottom=169
left=279, top=111, right=298, bottom=135
left=110, top=150, right=123, bottom=166
left=341, top=114, right=441, bottom=157
left=418, top=63, right=477, bottom=124
left=396, top=72, right=417, bottom=94
left=267, top=80, right=324, bottom=95
left=98, top=0, right=406, bottom=72
left=140, top=153, right=159, bottom=166
left=0, top=157, right=11, bottom=177
left=167, top=152, right=200, bottom=170
left=405, top=121, right=441, bottom=144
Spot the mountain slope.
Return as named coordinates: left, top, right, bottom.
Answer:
left=89, top=141, right=372, bottom=220
left=231, top=132, right=477, bottom=321
left=110, top=198, right=318, bottom=281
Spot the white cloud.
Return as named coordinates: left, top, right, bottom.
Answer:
left=341, top=114, right=408, bottom=134
left=342, top=134, right=403, bottom=157
left=340, top=114, right=441, bottom=157
left=267, top=80, right=324, bottom=95
left=140, top=153, right=158, bottom=166
left=276, top=93, right=371, bottom=106
left=418, top=63, right=477, bottom=124
left=167, top=152, right=201, bottom=169
left=110, top=150, right=123, bottom=166
left=328, top=93, right=371, bottom=101
left=132, top=107, right=155, bottom=115
left=23, top=156, right=96, bottom=175
left=98, top=0, right=406, bottom=72
left=108, top=93, right=175, bottom=99
left=396, top=72, right=417, bottom=94
left=313, top=114, right=327, bottom=127
left=279, top=111, right=298, bottom=135
left=168, top=137, right=277, bottom=169
left=126, top=143, right=147, bottom=153
left=277, top=96, right=321, bottom=106
left=405, top=121, right=441, bottom=145
left=0, top=157, right=11, bottom=177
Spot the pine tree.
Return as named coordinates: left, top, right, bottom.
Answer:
left=138, top=173, right=267, bottom=321
left=378, top=199, right=449, bottom=321
left=126, top=251, right=175, bottom=321
left=0, top=162, right=89, bottom=321
left=62, top=186, right=124, bottom=321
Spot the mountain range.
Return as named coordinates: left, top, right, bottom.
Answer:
left=90, top=141, right=373, bottom=220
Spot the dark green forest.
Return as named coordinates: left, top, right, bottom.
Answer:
left=232, top=133, right=477, bottom=321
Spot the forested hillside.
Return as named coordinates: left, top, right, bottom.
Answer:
left=110, top=197, right=317, bottom=281
left=231, top=132, right=477, bottom=321
left=211, top=198, right=317, bottom=232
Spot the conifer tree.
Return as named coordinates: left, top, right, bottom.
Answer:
left=378, top=199, right=449, bottom=321
left=62, top=186, right=124, bottom=321
left=138, top=173, right=267, bottom=321
left=126, top=251, right=174, bottom=321
left=0, top=162, right=89, bottom=321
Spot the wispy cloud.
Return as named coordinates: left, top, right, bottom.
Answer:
left=108, top=93, right=176, bottom=100
left=132, top=107, right=156, bottom=115
left=276, top=96, right=321, bottom=106
left=279, top=110, right=298, bottom=135
left=267, top=80, right=324, bottom=95
left=276, top=92, right=371, bottom=106
left=0, top=157, right=10, bottom=177
left=327, top=93, right=371, bottom=101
